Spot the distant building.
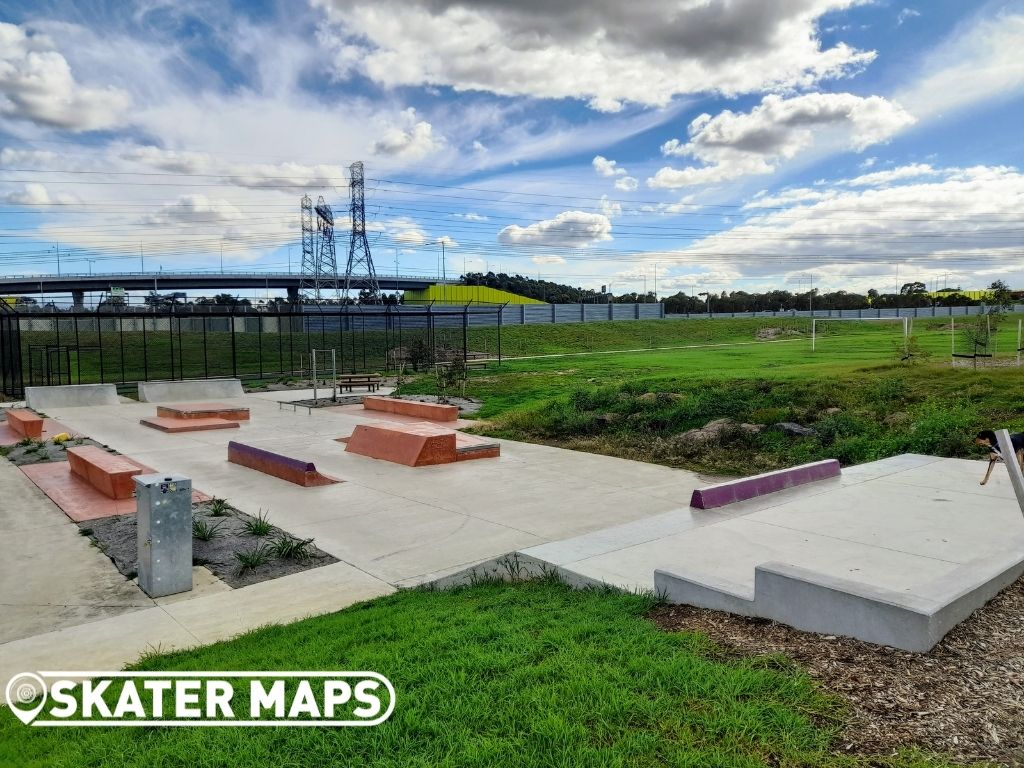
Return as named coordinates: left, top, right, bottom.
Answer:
left=403, top=284, right=545, bottom=305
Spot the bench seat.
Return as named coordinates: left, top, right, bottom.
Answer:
left=6, top=409, right=43, bottom=439
left=67, top=445, right=145, bottom=500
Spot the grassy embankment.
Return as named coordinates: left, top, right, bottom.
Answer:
left=401, top=315, right=1024, bottom=474
left=0, top=579, right=966, bottom=768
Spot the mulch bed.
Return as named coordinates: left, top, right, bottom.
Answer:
left=79, top=499, right=337, bottom=589
left=2, top=436, right=107, bottom=465
left=649, top=575, right=1024, bottom=766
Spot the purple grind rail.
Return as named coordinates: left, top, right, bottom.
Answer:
left=229, top=441, right=314, bottom=472
left=227, top=441, right=338, bottom=487
left=690, top=459, right=841, bottom=510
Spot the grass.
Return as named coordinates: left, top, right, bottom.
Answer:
left=191, top=517, right=225, bottom=542
left=398, top=315, right=1024, bottom=473
left=207, top=497, right=229, bottom=516
left=233, top=542, right=274, bottom=574
left=241, top=509, right=273, bottom=537
left=0, top=579, right=968, bottom=767
left=272, top=534, right=315, bottom=560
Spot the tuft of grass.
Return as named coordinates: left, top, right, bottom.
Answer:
left=191, top=517, right=225, bottom=542
left=241, top=509, right=272, bottom=537
left=272, top=535, right=314, bottom=560
left=234, top=542, right=273, bottom=574
left=207, top=497, right=229, bottom=516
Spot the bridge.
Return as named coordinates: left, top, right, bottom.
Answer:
left=0, top=271, right=449, bottom=304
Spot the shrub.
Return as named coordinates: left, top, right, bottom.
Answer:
left=242, top=509, right=273, bottom=537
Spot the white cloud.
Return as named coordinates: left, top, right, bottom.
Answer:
left=0, top=22, right=130, bottom=131
left=649, top=92, right=915, bottom=188
left=315, top=0, right=877, bottom=112
left=435, top=235, right=459, bottom=247
left=896, top=10, right=1024, bottom=119
left=498, top=210, right=613, bottom=247
left=394, top=229, right=427, bottom=245
left=5, top=182, right=51, bottom=205
left=662, top=165, right=1024, bottom=289
left=897, top=8, right=921, bottom=26
left=842, top=163, right=940, bottom=187
left=593, top=155, right=627, bottom=177
left=370, top=108, right=445, bottom=159
left=614, top=176, right=639, bottom=192
left=531, top=255, right=566, bottom=265
left=123, top=146, right=350, bottom=190
left=143, top=195, right=245, bottom=227
left=600, top=195, right=622, bottom=217
left=453, top=212, right=488, bottom=222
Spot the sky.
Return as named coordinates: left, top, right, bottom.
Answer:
left=0, top=0, right=1022, bottom=300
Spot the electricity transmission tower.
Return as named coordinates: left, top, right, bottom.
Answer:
left=298, top=194, right=340, bottom=303
left=343, top=161, right=380, bottom=302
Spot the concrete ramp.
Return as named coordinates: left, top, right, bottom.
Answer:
left=25, top=384, right=118, bottom=409
left=137, top=379, right=244, bottom=403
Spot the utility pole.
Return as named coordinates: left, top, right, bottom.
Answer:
left=55, top=242, right=60, bottom=276
left=220, top=242, right=224, bottom=273
left=140, top=243, right=144, bottom=273
left=654, top=262, right=658, bottom=300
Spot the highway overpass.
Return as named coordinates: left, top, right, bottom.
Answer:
left=0, top=271, right=449, bottom=303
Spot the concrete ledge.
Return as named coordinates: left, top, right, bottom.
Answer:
left=137, top=379, right=244, bottom=403
left=363, top=395, right=458, bottom=422
left=5, top=409, right=43, bottom=439
left=654, top=543, right=1024, bottom=652
left=690, top=459, right=841, bottom=509
left=25, top=384, right=118, bottom=409
left=67, top=445, right=144, bottom=500
left=345, top=421, right=457, bottom=466
left=141, top=416, right=239, bottom=433
left=228, top=441, right=338, bottom=487
left=157, top=403, right=250, bottom=421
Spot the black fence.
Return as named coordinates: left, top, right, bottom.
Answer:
left=0, top=304, right=505, bottom=398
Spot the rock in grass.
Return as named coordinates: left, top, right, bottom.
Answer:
left=773, top=421, right=817, bottom=437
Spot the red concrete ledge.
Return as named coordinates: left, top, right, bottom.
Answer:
left=346, top=422, right=457, bottom=466
left=141, top=416, right=239, bottom=433
left=6, top=409, right=43, bottom=439
left=157, top=402, right=250, bottom=421
left=228, top=441, right=339, bottom=486
left=67, top=445, right=146, bottom=500
left=690, top=459, right=841, bottom=510
left=363, top=395, right=458, bottom=422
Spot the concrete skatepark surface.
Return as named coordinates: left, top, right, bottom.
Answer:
left=2, top=385, right=1022, bottom=686
left=1, top=389, right=702, bottom=690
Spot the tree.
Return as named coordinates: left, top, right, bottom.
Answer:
left=900, top=281, right=928, bottom=296
left=988, top=280, right=1013, bottom=311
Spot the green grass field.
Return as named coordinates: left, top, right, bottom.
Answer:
left=400, top=314, right=1024, bottom=474
left=0, top=579, right=963, bottom=768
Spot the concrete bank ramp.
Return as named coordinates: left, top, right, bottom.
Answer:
left=137, top=378, right=244, bottom=403
left=25, top=384, right=119, bottom=409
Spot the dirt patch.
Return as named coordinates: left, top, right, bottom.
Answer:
left=79, top=499, right=337, bottom=589
left=649, top=574, right=1024, bottom=766
left=950, top=357, right=1022, bottom=369
left=756, top=327, right=805, bottom=340
left=3, top=436, right=108, bottom=465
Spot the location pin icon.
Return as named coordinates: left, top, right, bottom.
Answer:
left=5, top=673, right=48, bottom=725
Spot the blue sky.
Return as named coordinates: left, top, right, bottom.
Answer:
left=0, top=0, right=1022, bottom=299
